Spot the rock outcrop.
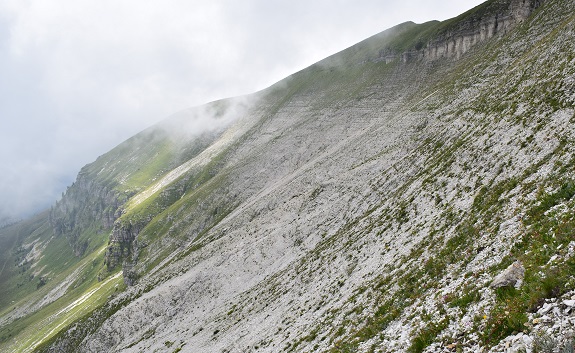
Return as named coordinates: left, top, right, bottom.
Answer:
left=103, top=221, right=143, bottom=271
left=420, top=0, right=545, bottom=61
left=49, top=169, right=127, bottom=256
left=372, top=0, right=546, bottom=64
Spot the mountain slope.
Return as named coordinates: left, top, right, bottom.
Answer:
left=2, top=0, right=575, bottom=351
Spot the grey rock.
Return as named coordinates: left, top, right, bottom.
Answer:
left=539, top=303, right=553, bottom=315
left=490, top=260, right=525, bottom=289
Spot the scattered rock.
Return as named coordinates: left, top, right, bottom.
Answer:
left=539, top=303, right=553, bottom=315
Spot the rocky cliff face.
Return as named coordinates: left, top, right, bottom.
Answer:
left=3, top=0, right=575, bottom=352
left=103, top=222, right=141, bottom=272
left=420, top=0, right=544, bottom=61
left=49, top=169, right=126, bottom=256
left=371, top=0, right=546, bottom=64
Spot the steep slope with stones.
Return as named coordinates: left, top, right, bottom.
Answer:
left=2, top=0, right=575, bottom=352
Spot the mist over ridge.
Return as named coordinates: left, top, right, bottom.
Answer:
left=0, top=0, right=485, bottom=219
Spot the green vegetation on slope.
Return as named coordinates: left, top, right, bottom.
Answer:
left=3, top=0, right=574, bottom=352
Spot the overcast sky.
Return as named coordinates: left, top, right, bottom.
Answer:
left=0, top=0, right=485, bottom=219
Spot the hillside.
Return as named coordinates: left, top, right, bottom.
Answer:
left=1, top=0, right=575, bottom=351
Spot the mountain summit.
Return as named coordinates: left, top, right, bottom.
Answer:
left=2, top=0, right=575, bottom=351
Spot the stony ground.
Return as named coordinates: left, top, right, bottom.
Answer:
left=3, top=0, right=575, bottom=352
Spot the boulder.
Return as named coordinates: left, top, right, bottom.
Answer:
left=490, top=260, right=525, bottom=289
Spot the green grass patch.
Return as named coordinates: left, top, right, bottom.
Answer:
left=0, top=243, right=120, bottom=353
left=409, top=318, right=449, bottom=353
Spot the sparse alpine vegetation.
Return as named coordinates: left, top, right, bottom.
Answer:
left=1, top=0, right=575, bottom=352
